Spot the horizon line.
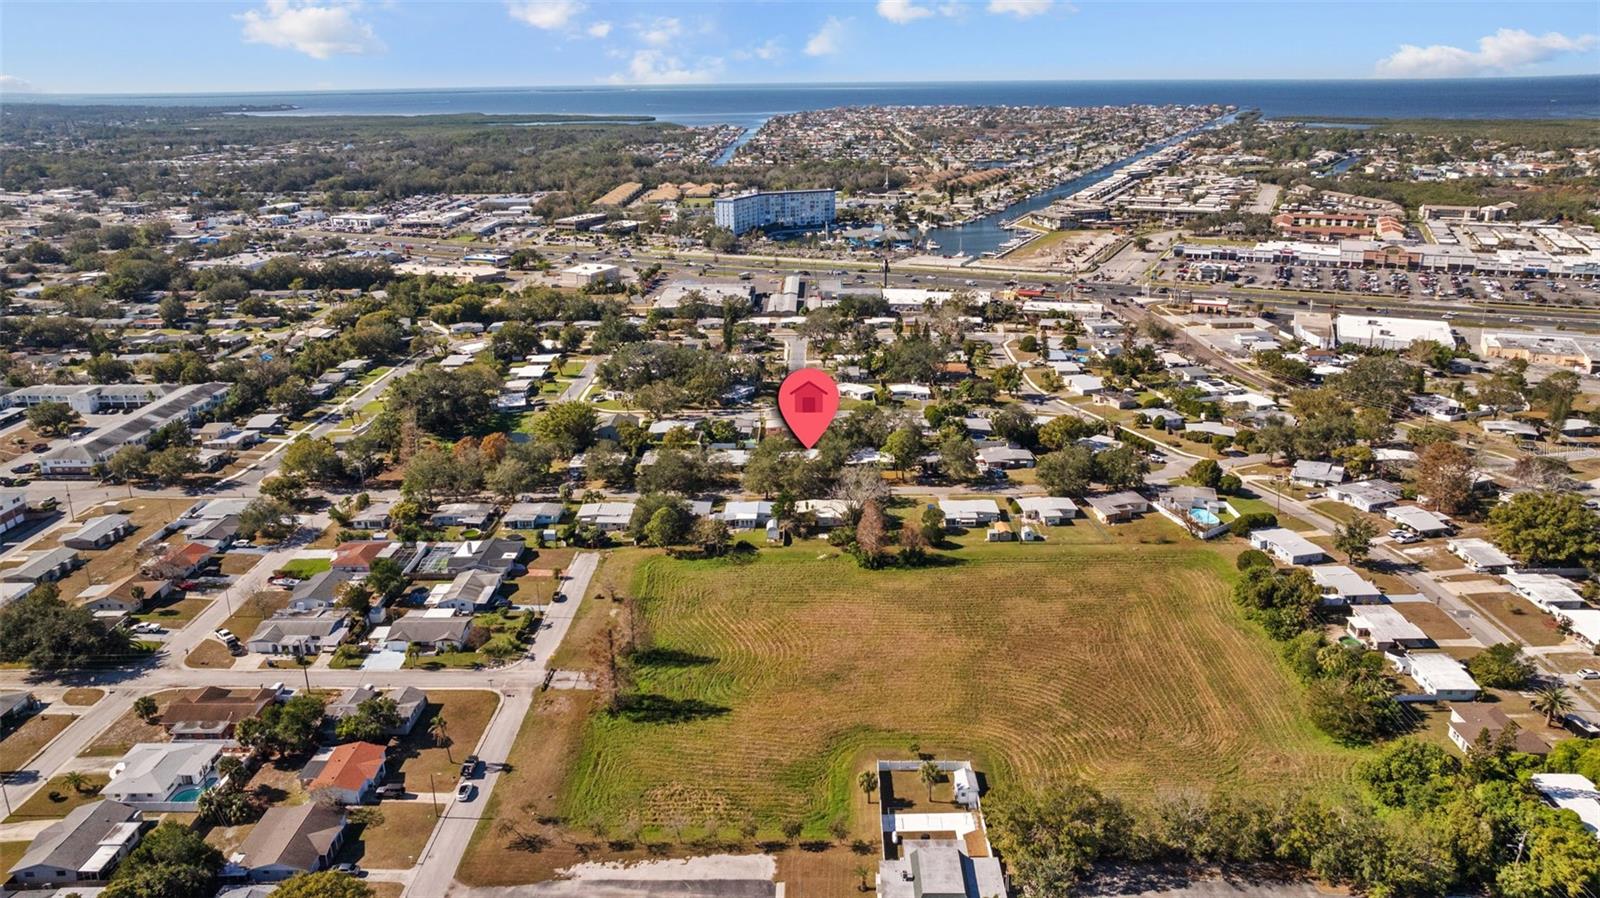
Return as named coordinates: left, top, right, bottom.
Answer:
left=6, top=72, right=1599, bottom=99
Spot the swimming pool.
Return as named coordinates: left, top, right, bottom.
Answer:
left=169, top=777, right=217, bottom=803
left=1189, top=508, right=1221, bottom=526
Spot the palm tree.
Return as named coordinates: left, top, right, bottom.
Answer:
left=858, top=770, right=878, bottom=805
left=853, top=864, right=871, bottom=893
left=918, top=760, right=940, bottom=803
left=430, top=714, right=453, bottom=763
left=1533, top=685, right=1575, bottom=727
left=61, top=771, right=89, bottom=794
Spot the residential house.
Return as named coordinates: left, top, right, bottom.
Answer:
left=75, top=575, right=173, bottom=616
left=878, top=841, right=1006, bottom=898
left=102, top=742, right=221, bottom=811
left=62, top=514, right=135, bottom=550
left=142, top=541, right=213, bottom=581
left=1531, top=774, right=1600, bottom=836
left=938, top=499, right=1002, bottom=528
left=325, top=686, right=426, bottom=736
left=793, top=499, right=851, bottom=529
left=246, top=609, right=350, bottom=656
left=1385, top=505, right=1452, bottom=536
left=0, top=691, right=40, bottom=734
left=976, top=445, right=1036, bottom=470
left=6, top=800, right=145, bottom=886
left=1015, top=497, right=1077, bottom=525
left=0, top=491, right=25, bottom=536
left=162, top=687, right=277, bottom=741
left=575, top=501, right=637, bottom=532
left=719, top=500, right=774, bottom=530
left=1311, top=565, right=1384, bottom=605
left=1327, top=479, right=1402, bottom=513
left=1447, top=538, right=1515, bottom=573
left=384, top=611, right=473, bottom=653
left=1503, top=573, right=1586, bottom=614
left=428, top=502, right=496, bottom=529
left=1391, top=652, right=1480, bottom=701
left=233, top=803, right=347, bottom=882
left=1448, top=705, right=1549, bottom=756
left=330, top=541, right=399, bottom=575
left=1063, top=374, right=1105, bottom=396
left=2, top=548, right=81, bottom=585
left=1290, top=460, right=1346, bottom=488
left=305, top=742, right=387, bottom=806
left=503, top=502, right=564, bottom=531
left=288, top=571, right=360, bottom=612
left=1347, top=606, right=1429, bottom=651
left=348, top=502, right=392, bottom=532
left=887, top=383, right=933, bottom=402
left=424, top=570, right=502, bottom=613
left=1249, top=527, right=1327, bottom=565
left=1084, top=491, right=1150, bottom=524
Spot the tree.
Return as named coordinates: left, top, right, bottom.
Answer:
left=1188, top=458, right=1222, bottom=489
left=1466, top=643, right=1535, bottom=690
left=335, top=697, right=402, bottom=743
left=938, top=433, right=979, bottom=482
left=881, top=425, right=924, bottom=479
left=1038, top=415, right=1100, bottom=451
left=104, top=820, right=223, bottom=898
left=1533, top=369, right=1580, bottom=439
left=1232, top=566, right=1320, bottom=640
left=26, top=401, right=80, bottom=436
left=107, top=444, right=153, bottom=482
left=642, top=504, right=691, bottom=548
left=1036, top=447, right=1095, bottom=497
left=1359, top=739, right=1461, bottom=809
left=918, top=760, right=941, bottom=802
left=1333, top=517, right=1378, bottom=565
left=1094, top=446, right=1148, bottom=491
left=367, top=557, right=407, bottom=602
left=858, top=770, right=878, bottom=804
left=993, top=364, right=1024, bottom=396
left=854, top=500, right=887, bottom=567
left=62, top=770, right=90, bottom=793
left=691, top=516, right=731, bottom=556
left=148, top=446, right=200, bottom=486
left=0, top=585, right=133, bottom=670
left=1489, top=490, right=1600, bottom=568
left=239, top=497, right=297, bottom=543
left=430, top=714, right=453, bottom=763
left=159, top=294, right=187, bottom=327
left=533, top=402, right=598, bottom=457
left=271, top=871, right=375, bottom=898
left=1414, top=441, right=1475, bottom=515
left=281, top=436, right=344, bottom=482
left=133, top=695, right=159, bottom=723
left=1532, top=685, right=1575, bottom=728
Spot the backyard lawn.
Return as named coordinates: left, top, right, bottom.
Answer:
left=3, top=773, right=109, bottom=822
left=336, top=804, right=438, bottom=869
left=549, top=520, right=1363, bottom=840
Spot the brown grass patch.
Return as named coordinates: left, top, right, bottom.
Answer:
left=0, top=713, right=74, bottom=771
left=395, top=691, right=498, bottom=792
left=4, top=773, right=109, bottom=821
left=61, top=688, right=105, bottom=706
left=80, top=689, right=184, bottom=756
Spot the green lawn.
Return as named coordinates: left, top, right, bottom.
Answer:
left=278, top=558, right=332, bottom=578
left=4, top=774, right=109, bottom=822
left=557, top=523, right=1364, bottom=840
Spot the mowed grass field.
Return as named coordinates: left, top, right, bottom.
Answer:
left=559, top=519, right=1360, bottom=837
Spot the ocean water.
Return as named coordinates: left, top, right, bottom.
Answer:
left=18, top=76, right=1600, bottom=126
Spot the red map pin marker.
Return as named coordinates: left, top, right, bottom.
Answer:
left=777, top=368, right=840, bottom=449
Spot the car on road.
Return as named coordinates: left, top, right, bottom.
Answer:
left=1579, top=669, right=1600, bottom=681
left=456, top=783, right=477, bottom=802
left=461, top=755, right=481, bottom=779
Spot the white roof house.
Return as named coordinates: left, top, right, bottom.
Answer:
left=1447, top=538, right=1515, bottom=572
left=1532, top=773, right=1600, bottom=837
left=1347, top=606, right=1428, bottom=651
left=575, top=501, right=636, bottom=532
left=1310, top=565, right=1383, bottom=605
left=793, top=499, right=851, bottom=528
left=102, top=743, right=221, bottom=809
left=938, top=499, right=1002, bottom=527
left=838, top=383, right=877, bottom=401
left=1503, top=572, right=1586, bottom=613
left=1063, top=374, right=1105, bottom=396
left=1385, top=505, right=1452, bottom=535
left=1290, top=459, right=1345, bottom=486
left=718, top=500, right=774, bottom=530
left=1327, top=479, right=1402, bottom=512
left=1015, top=497, right=1078, bottom=524
left=1248, top=527, right=1326, bottom=565
left=1557, top=608, right=1600, bottom=648
left=1392, top=652, right=1480, bottom=700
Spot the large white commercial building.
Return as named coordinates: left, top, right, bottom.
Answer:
left=1334, top=314, right=1455, bottom=351
left=713, top=189, right=836, bottom=236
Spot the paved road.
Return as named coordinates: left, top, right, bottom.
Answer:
left=406, top=551, right=600, bottom=898
left=559, top=360, right=598, bottom=403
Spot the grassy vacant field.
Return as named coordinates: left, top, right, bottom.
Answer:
left=4, top=773, right=108, bottom=822
left=556, top=518, right=1360, bottom=839
left=0, top=714, right=74, bottom=771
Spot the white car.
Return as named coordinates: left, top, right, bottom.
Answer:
left=456, top=783, right=477, bottom=802
left=1578, top=669, right=1600, bottom=681
left=131, top=622, right=164, bottom=635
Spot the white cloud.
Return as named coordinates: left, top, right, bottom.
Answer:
left=586, top=20, right=612, bottom=38
left=805, top=17, right=848, bottom=56
left=238, top=0, right=383, bottom=59
left=876, top=0, right=932, bottom=24
left=635, top=16, right=684, bottom=47
left=0, top=75, right=38, bottom=93
left=1376, top=28, right=1596, bottom=77
left=735, top=39, right=784, bottom=61
left=506, top=0, right=584, bottom=31
left=607, top=49, right=722, bottom=84
left=987, top=0, right=1054, bottom=17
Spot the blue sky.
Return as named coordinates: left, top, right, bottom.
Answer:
left=2, top=0, right=1597, bottom=94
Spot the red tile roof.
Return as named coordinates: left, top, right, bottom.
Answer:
left=310, top=742, right=386, bottom=793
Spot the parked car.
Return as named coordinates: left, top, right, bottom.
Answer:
left=376, top=783, right=406, bottom=799
left=214, top=628, right=237, bottom=644
left=333, top=863, right=364, bottom=877
left=461, top=756, right=480, bottom=779
left=456, top=783, right=477, bottom=802
left=131, top=622, right=164, bottom=635
left=1579, top=669, right=1600, bottom=681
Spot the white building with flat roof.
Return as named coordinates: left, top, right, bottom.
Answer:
left=1335, top=314, right=1455, bottom=351
left=1532, top=773, right=1600, bottom=837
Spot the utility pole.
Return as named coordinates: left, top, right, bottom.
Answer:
left=429, top=773, right=440, bottom=819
